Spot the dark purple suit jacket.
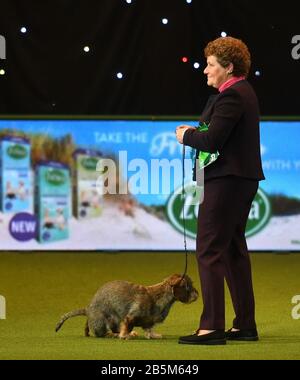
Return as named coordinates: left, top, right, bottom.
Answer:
left=183, top=80, right=265, bottom=182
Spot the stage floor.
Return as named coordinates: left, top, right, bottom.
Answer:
left=0, top=252, right=299, bottom=360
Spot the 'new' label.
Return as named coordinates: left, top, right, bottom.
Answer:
left=9, top=213, right=37, bottom=241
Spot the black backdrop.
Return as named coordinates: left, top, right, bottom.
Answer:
left=0, top=0, right=299, bottom=116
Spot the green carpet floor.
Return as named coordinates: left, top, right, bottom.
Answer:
left=0, top=252, right=299, bottom=360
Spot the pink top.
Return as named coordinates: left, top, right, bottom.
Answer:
left=219, top=76, right=245, bottom=93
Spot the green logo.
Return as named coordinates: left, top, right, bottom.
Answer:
left=245, top=188, right=271, bottom=237
left=80, top=157, right=98, bottom=171
left=166, top=183, right=202, bottom=239
left=45, top=169, right=66, bottom=186
left=7, top=144, right=28, bottom=159
left=167, top=183, right=271, bottom=239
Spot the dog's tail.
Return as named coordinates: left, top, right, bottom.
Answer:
left=55, top=308, right=86, bottom=332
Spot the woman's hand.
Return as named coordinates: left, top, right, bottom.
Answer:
left=175, top=125, right=196, bottom=144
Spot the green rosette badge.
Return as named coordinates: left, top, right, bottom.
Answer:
left=196, top=122, right=220, bottom=169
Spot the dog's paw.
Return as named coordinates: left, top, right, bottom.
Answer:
left=106, top=332, right=119, bottom=338
left=144, top=330, right=163, bottom=339
left=118, top=334, right=131, bottom=340
left=118, top=330, right=138, bottom=339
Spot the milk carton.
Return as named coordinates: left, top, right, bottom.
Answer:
left=35, top=161, right=70, bottom=243
left=0, top=136, right=31, bottom=213
left=73, top=149, right=103, bottom=220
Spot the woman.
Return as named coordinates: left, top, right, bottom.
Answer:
left=175, top=36, right=265, bottom=345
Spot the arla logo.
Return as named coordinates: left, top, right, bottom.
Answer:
left=80, top=157, right=98, bottom=171
left=7, top=144, right=27, bottom=159
left=45, top=169, right=66, bottom=186
left=166, top=183, right=271, bottom=239
left=246, top=187, right=271, bottom=237
left=166, top=183, right=202, bottom=239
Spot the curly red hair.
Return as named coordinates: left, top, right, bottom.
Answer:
left=204, top=37, right=251, bottom=77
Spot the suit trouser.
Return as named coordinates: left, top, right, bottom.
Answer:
left=196, top=175, right=258, bottom=330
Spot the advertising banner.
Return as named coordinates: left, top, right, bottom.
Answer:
left=0, top=119, right=299, bottom=251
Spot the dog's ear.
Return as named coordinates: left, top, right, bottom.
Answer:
left=168, top=275, right=190, bottom=303
left=172, top=282, right=190, bottom=303
left=167, top=274, right=182, bottom=287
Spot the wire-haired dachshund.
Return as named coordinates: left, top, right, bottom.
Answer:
left=55, top=274, right=198, bottom=339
